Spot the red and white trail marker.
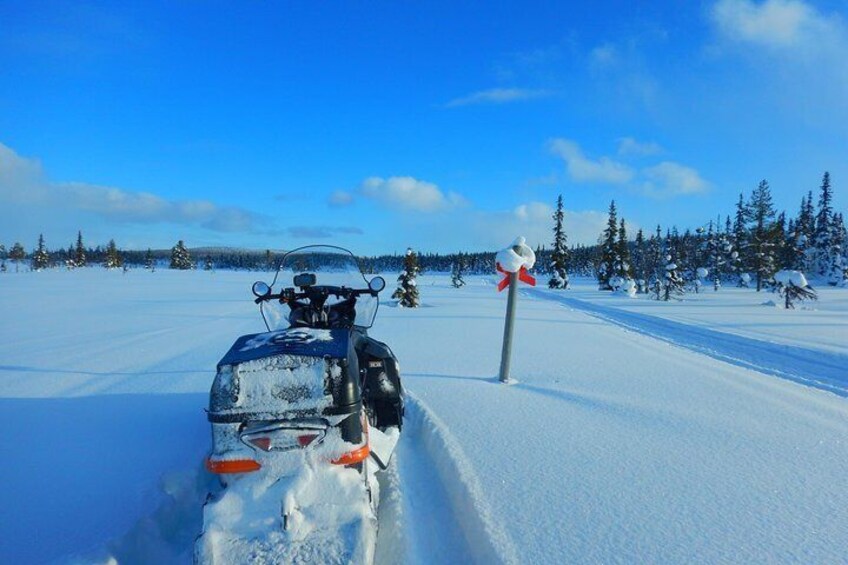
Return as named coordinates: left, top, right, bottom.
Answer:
left=495, top=237, right=536, bottom=383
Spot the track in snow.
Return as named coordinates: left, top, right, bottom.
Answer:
left=375, top=395, right=518, bottom=565
left=527, top=288, right=848, bottom=397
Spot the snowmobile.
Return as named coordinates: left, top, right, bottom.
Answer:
left=195, top=245, right=403, bottom=564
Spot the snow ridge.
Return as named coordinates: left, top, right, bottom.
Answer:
left=404, top=394, right=520, bottom=565
left=528, top=288, right=848, bottom=397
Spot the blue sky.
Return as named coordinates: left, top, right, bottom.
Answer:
left=1, top=0, right=846, bottom=254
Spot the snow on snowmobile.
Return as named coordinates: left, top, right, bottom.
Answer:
left=195, top=245, right=403, bottom=564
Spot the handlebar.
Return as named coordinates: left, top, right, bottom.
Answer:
left=254, top=285, right=378, bottom=305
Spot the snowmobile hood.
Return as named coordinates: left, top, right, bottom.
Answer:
left=218, top=328, right=350, bottom=367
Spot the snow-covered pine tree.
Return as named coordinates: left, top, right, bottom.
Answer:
left=827, top=212, right=847, bottom=286
left=32, top=234, right=50, bottom=270
left=170, top=240, right=193, bottom=270
left=616, top=218, right=632, bottom=282
left=705, top=220, right=723, bottom=291
left=204, top=255, right=214, bottom=272
left=74, top=231, right=87, bottom=267
left=392, top=247, right=420, bottom=307
left=632, top=228, right=648, bottom=292
left=548, top=194, right=569, bottom=289
left=746, top=180, right=778, bottom=291
left=663, top=254, right=685, bottom=301
left=774, top=271, right=817, bottom=309
left=451, top=253, right=466, bottom=288
left=9, top=242, right=25, bottom=272
left=812, top=172, right=833, bottom=277
left=597, top=200, right=619, bottom=290
left=732, top=192, right=750, bottom=285
left=648, top=225, right=665, bottom=297
left=144, top=248, right=155, bottom=270
left=104, top=239, right=122, bottom=268
left=793, top=193, right=814, bottom=270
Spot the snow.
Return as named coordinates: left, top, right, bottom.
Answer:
left=774, top=269, right=809, bottom=287
left=2, top=269, right=848, bottom=563
left=495, top=236, right=536, bottom=272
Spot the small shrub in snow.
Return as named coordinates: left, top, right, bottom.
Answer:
left=773, top=270, right=817, bottom=309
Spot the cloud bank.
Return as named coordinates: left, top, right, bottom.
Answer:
left=330, top=176, right=469, bottom=213
left=0, top=142, right=269, bottom=234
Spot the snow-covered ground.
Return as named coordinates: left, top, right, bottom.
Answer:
left=554, top=277, right=848, bottom=355
left=1, top=269, right=847, bottom=563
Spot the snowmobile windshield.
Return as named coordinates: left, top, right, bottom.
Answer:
left=261, top=245, right=379, bottom=330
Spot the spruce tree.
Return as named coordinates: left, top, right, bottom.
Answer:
left=827, top=212, right=847, bottom=285
left=813, top=172, right=834, bottom=275
left=144, top=248, right=155, bottom=270
left=647, top=225, right=664, bottom=295
left=170, top=240, right=193, bottom=269
left=451, top=253, right=466, bottom=288
left=794, top=193, right=814, bottom=270
left=549, top=194, right=569, bottom=289
left=663, top=254, right=685, bottom=301
left=9, top=242, right=25, bottom=272
left=632, top=228, right=648, bottom=292
left=774, top=271, right=817, bottom=309
left=732, top=192, right=749, bottom=284
left=747, top=180, right=778, bottom=291
left=392, top=247, right=420, bottom=307
left=598, top=200, right=619, bottom=290
left=32, top=234, right=50, bottom=270
left=616, top=218, right=632, bottom=281
left=204, top=255, right=214, bottom=272
left=74, top=231, right=87, bottom=267
left=104, top=239, right=122, bottom=268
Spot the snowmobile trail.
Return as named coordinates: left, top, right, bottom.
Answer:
left=374, top=395, right=519, bottom=565
left=527, top=288, right=848, bottom=397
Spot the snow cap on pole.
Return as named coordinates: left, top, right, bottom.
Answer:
left=495, top=236, right=536, bottom=273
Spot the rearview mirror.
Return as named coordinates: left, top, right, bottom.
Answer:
left=369, top=276, right=386, bottom=293
left=252, top=281, right=271, bottom=298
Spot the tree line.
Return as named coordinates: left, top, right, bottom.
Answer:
left=3, top=173, right=844, bottom=294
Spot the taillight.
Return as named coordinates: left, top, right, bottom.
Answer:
left=205, top=458, right=261, bottom=474
left=297, top=433, right=319, bottom=447
left=240, top=423, right=326, bottom=453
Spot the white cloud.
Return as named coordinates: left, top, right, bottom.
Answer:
left=589, top=43, right=618, bottom=67
left=445, top=87, right=553, bottom=108
left=642, top=161, right=710, bottom=196
left=548, top=138, right=634, bottom=184
left=0, top=142, right=268, bottom=233
left=711, top=0, right=844, bottom=49
left=359, top=176, right=468, bottom=213
left=617, top=137, right=663, bottom=157
left=472, top=201, right=608, bottom=249
left=287, top=226, right=363, bottom=239
left=328, top=190, right=354, bottom=207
